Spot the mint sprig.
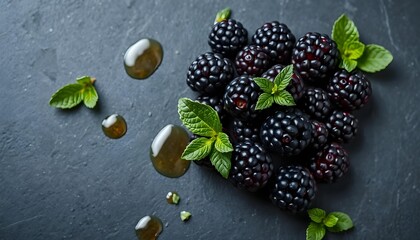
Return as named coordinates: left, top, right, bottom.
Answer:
left=306, top=208, right=354, bottom=240
left=49, top=76, right=98, bottom=109
left=254, top=64, right=296, bottom=110
left=332, top=14, right=393, bottom=73
left=178, top=98, right=233, bottom=178
left=214, top=8, right=231, bottom=23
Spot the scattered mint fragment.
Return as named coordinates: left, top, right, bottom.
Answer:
left=357, top=44, right=393, bottom=73
left=180, top=211, right=192, bottom=222
left=49, top=76, right=98, bottom=109
left=171, top=192, right=180, bottom=205
left=306, top=222, right=326, bottom=240
left=214, top=7, right=231, bottom=23
left=307, top=208, right=354, bottom=240
left=308, top=208, right=326, bottom=224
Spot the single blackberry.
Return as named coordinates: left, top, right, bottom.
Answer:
left=186, top=52, right=234, bottom=94
left=292, top=32, right=339, bottom=84
left=326, top=110, right=358, bottom=143
left=327, top=69, right=372, bottom=111
left=196, top=94, right=226, bottom=122
left=308, top=120, right=329, bottom=151
left=270, top=165, right=317, bottom=212
left=261, top=64, right=304, bottom=101
left=223, top=75, right=261, bottom=121
left=230, top=141, right=274, bottom=192
left=260, top=109, right=312, bottom=156
left=252, top=21, right=296, bottom=64
left=299, top=88, right=332, bottom=120
left=235, top=45, right=271, bottom=77
left=309, top=142, right=349, bottom=183
left=208, top=19, right=248, bottom=58
left=232, top=118, right=260, bottom=144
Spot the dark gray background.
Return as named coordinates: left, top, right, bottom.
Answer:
left=1, top=0, right=419, bottom=239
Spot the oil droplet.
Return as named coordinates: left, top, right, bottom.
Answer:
left=166, top=191, right=180, bottom=205
left=135, top=215, right=162, bottom=240
left=150, top=124, right=190, bottom=178
left=124, top=38, right=163, bottom=80
left=102, top=114, right=127, bottom=139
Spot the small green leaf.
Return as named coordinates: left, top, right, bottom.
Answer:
left=178, top=98, right=222, bottom=137
left=274, top=64, right=293, bottom=90
left=341, top=58, right=358, bottom=72
left=323, top=214, right=339, bottom=228
left=209, top=148, right=231, bottom=179
left=215, top=132, right=233, bottom=153
left=308, top=208, right=326, bottom=224
left=49, top=83, right=84, bottom=109
left=255, top=93, right=274, bottom=110
left=306, top=222, right=326, bottom=240
left=180, top=211, right=192, bottom=222
left=181, top=137, right=214, bottom=160
left=82, top=85, right=98, bottom=108
left=214, top=7, right=231, bottom=23
left=343, top=40, right=365, bottom=60
left=327, top=212, right=354, bottom=232
left=171, top=193, right=180, bottom=205
left=76, top=76, right=94, bottom=85
left=253, top=77, right=274, bottom=93
left=332, top=14, right=359, bottom=52
left=273, top=91, right=296, bottom=106
left=357, top=44, right=393, bottom=73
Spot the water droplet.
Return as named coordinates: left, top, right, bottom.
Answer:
left=135, top=215, right=163, bottom=240
left=102, top=114, right=127, bottom=139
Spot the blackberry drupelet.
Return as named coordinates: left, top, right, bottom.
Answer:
left=309, top=142, right=349, bottom=183
left=235, top=45, right=271, bottom=77
left=223, top=75, right=261, bottom=121
left=231, top=118, right=261, bottom=144
left=208, top=19, right=248, bottom=58
left=186, top=52, right=234, bottom=94
left=260, top=108, right=312, bottom=156
left=326, top=110, right=358, bottom=143
left=292, top=32, right=339, bottom=84
left=299, top=88, right=332, bottom=120
left=196, top=94, right=226, bottom=122
left=270, top=165, right=317, bottom=212
left=252, top=21, right=296, bottom=64
left=261, top=64, right=304, bottom=101
left=230, top=141, right=274, bottom=192
left=327, top=69, right=372, bottom=111
left=308, top=120, right=329, bottom=152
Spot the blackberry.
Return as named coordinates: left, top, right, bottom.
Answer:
left=252, top=21, right=296, bottom=64
left=261, top=64, right=304, bottom=101
left=223, top=75, right=261, bottom=121
left=235, top=45, right=271, bottom=77
left=196, top=94, right=226, bottom=122
left=308, top=120, right=329, bottom=152
left=186, top=52, right=234, bottom=94
left=327, top=69, right=372, bottom=111
left=270, top=165, right=317, bottom=212
left=309, top=142, right=349, bottom=183
left=299, top=88, right=332, bottom=120
left=208, top=19, right=248, bottom=58
left=292, top=32, right=339, bottom=84
left=260, top=109, right=312, bottom=156
left=232, top=118, right=260, bottom=144
left=230, top=141, right=274, bottom=192
left=326, top=110, right=358, bottom=143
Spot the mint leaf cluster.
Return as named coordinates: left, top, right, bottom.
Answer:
left=49, top=76, right=98, bottom=109
left=332, top=14, right=393, bottom=73
left=306, top=208, right=354, bottom=240
left=254, top=64, right=296, bottom=110
left=178, top=98, right=233, bottom=178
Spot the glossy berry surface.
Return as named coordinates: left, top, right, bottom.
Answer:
left=208, top=19, right=248, bottom=58
left=326, top=110, right=358, bottom=143
left=308, top=120, right=329, bottom=151
left=232, top=118, right=260, bottom=144
left=235, top=45, right=271, bottom=77
left=299, top=88, right=332, bottom=120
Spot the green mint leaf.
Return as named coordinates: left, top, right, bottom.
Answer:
left=341, top=58, right=358, bottom=72
left=172, top=193, right=180, bottom=205
left=332, top=14, right=359, bottom=52
left=308, top=208, right=326, bottom=224
left=306, top=222, right=326, bottom=240
left=326, top=212, right=354, bottom=232
left=49, top=83, right=84, bottom=109
left=343, top=41, right=365, bottom=60
left=255, top=93, right=274, bottom=110
left=215, top=132, right=233, bottom=153
left=82, top=85, right=98, bottom=108
left=357, top=44, right=393, bottom=73
left=273, top=91, right=296, bottom=106
left=274, top=64, right=294, bottom=90
left=181, top=137, right=214, bottom=160
left=323, top=214, right=339, bottom=228
left=209, top=148, right=231, bottom=179
left=180, top=211, right=192, bottom=222
left=253, top=77, right=274, bottom=93
left=214, top=7, right=231, bottom=23
left=178, top=98, right=222, bottom=137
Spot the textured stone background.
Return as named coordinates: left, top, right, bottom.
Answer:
left=0, top=0, right=419, bottom=239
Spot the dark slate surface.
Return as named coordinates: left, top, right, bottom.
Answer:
left=1, top=0, right=419, bottom=239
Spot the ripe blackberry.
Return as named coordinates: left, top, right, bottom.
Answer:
left=232, top=118, right=260, bottom=144
left=261, top=64, right=304, bottom=101
left=223, top=75, right=261, bottom=121
left=252, top=21, right=296, bottom=64
left=186, top=52, right=234, bottom=94
left=308, top=120, right=329, bottom=152
left=327, top=69, right=372, bottom=111
left=235, top=45, right=271, bottom=77
left=326, top=110, right=358, bottom=143
left=292, top=32, right=339, bottom=84
left=309, top=142, right=349, bottom=183
left=260, top=109, right=312, bottom=156
left=299, top=88, right=332, bottom=120
left=196, top=94, right=226, bottom=122
left=230, top=141, right=273, bottom=192
left=208, top=19, right=248, bottom=58
left=270, top=165, right=317, bottom=212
